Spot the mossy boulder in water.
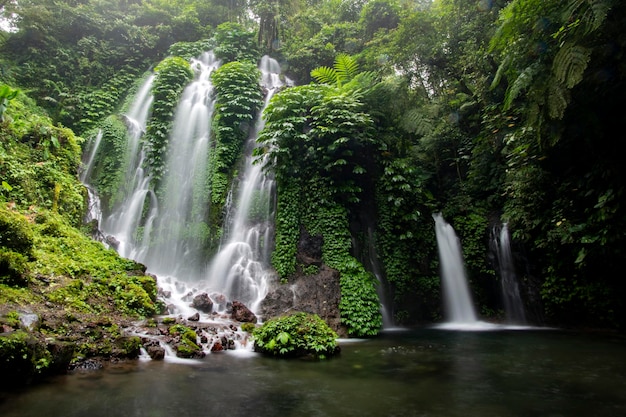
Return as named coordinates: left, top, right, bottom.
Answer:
left=252, top=312, right=340, bottom=359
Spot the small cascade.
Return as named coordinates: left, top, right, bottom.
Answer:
left=492, top=223, right=527, bottom=324
left=362, top=227, right=395, bottom=329
left=79, top=129, right=103, bottom=184
left=205, top=55, right=285, bottom=316
left=139, top=52, right=220, bottom=278
left=102, top=74, right=157, bottom=259
left=433, top=213, right=479, bottom=324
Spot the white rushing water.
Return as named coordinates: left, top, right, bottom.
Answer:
left=433, top=213, right=478, bottom=324
left=140, top=52, right=219, bottom=279
left=102, top=74, right=157, bottom=259
left=493, top=223, right=527, bottom=324
left=204, top=55, right=287, bottom=315
left=85, top=54, right=292, bottom=322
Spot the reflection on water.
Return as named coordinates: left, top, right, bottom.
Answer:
left=1, top=329, right=626, bottom=417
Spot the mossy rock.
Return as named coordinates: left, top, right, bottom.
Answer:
left=0, top=248, right=29, bottom=286
left=0, top=206, right=34, bottom=257
left=0, top=331, right=52, bottom=388
left=252, top=312, right=340, bottom=359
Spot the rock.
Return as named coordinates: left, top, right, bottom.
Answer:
left=146, top=345, right=165, bottom=360
left=231, top=301, right=257, bottom=323
left=105, top=235, right=120, bottom=249
left=191, top=293, right=213, bottom=313
left=187, top=312, right=200, bottom=321
left=296, top=228, right=323, bottom=266
left=260, top=265, right=346, bottom=337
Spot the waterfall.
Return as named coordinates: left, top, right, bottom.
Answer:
left=79, top=129, right=103, bottom=184
left=83, top=53, right=292, bottom=324
left=433, top=213, right=478, bottom=324
left=80, top=129, right=104, bottom=227
left=492, top=223, right=527, bottom=324
left=204, top=55, right=286, bottom=315
left=139, top=52, right=219, bottom=278
left=101, top=74, right=157, bottom=260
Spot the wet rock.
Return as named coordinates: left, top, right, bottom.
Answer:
left=231, top=301, right=257, bottom=323
left=70, top=358, right=104, bottom=371
left=105, top=235, right=120, bottom=249
left=146, top=345, right=165, bottom=360
left=297, top=228, right=323, bottom=266
left=188, top=312, right=200, bottom=321
left=191, top=293, right=213, bottom=313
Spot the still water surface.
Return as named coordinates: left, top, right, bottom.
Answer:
left=1, top=328, right=625, bottom=417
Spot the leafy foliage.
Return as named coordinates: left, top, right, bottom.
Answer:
left=209, top=60, right=262, bottom=208
left=252, top=312, right=339, bottom=358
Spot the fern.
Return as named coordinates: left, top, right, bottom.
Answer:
left=547, top=81, right=570, bottom=120
left=334, top=53, right=359, bottom=86
left=504, top=63, right=539, bottom=110
left=564, top=0, right=612, bottom=34
left=553, top=42, right=591, bottom=89
left=311, top=66, right=338, bottom=85
left=400, top=108, right=433, bottom=136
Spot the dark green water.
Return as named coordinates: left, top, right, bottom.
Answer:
left=1, top=328, right=625, bottom=417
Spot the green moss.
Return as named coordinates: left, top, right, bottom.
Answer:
left=240, top=322, right=256, bottom=333
left=0, top=206, right=35, bottom=256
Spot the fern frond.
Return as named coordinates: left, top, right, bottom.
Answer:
left=504, top=63, right=539, bottom=110
left=547, top=81, right=570, bottom=120
left=564, top=0, right=612, bottom=34
left=334, top=53, right=359, bottom=86
left=553, top=42, right=591, bottom=89
left=400, top=108, right=433, bottom=136
left=311, top=66, right=338, bottom=85
left=490, top=55, right=511, bottom=90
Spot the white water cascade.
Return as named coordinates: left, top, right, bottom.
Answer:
left=102, top=74, right=156, bottom=259
left=433, top=213, right=479, bottom=325
left=139, top=52, right=220, bottom=278
left=204, top=55, right=287, bottom=315
left=80, top=129, right=104, bottom=226
left=493, top=223, right=527, bottom=324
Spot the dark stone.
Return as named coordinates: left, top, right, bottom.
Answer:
left=231, top=301, right=257, bottom=323
left=260, top=265, right=346, bottom=337
left=105, top=235, right=120, bottom=249
left=296, top=228, right=323, bottom=266
left=187, top=312, right=200, bottom=321
left=191, top=293, right=213, bottom=313
left=146, top=345, right=165, bottom=360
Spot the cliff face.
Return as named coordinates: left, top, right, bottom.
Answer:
left=260, top=229, right=346, bottom=337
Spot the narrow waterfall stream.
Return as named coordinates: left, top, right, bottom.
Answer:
left=433, top=213, right=479, bottom=325
left=492, top=223, right=527, bottom=324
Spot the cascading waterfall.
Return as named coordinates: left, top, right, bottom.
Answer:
left=102, top=74, right=156, bottom=259
left=433, top=213, right=479, bottom=324
left=492, top=223, right=527, bottom=324
left=80, top=129, right=103, bottom=226
left=204, top=55, right=287, bottom=315
left=140, top=52, right=219, bottom=278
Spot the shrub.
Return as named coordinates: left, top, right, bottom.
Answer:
left=252, top=312, right=339, bottom=359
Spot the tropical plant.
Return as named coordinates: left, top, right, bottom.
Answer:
left=252, top=312, right=339, bottom=358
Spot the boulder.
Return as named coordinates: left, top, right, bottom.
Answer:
left=191, top=293, right=213, bottom=313
left=231, top=301, right=257, bottom=323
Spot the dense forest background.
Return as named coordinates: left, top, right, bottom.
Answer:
left=1, top=0, right=624, bottom=332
